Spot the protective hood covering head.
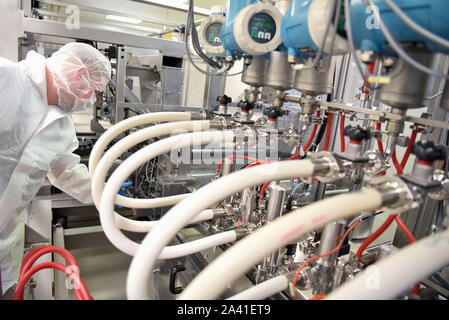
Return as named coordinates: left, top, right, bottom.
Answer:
left=45, top=42, right=111, bottom=112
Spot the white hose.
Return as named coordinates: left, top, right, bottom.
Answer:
left=115, top=209, right=215, bottom=233
left=99, top=130, right=236, bottom=256
left=326, top=228, right=449, bottom=300
left=91, top=120, right=211, bottom=232
left=93, top=120, right=211, bottom=209
left=126, top=160, right=317, bottom=300
left=178, top=189, right=383, bottom=300
left=89, top=112, right=192, bottom=176
left=227, top=275, right=289, bottom=300
left=159, top=230, right=237, bottom=260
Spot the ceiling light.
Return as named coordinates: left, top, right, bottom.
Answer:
left=138, top=0, right=211, bottom=15
left=106, top=15, right=142, bottom=24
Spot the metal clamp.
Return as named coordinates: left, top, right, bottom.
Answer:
left=309, top=152, right=346, bottom=183
left=365, top=176, right=423, bottom=214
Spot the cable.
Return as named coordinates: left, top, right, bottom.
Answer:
left=344, top=0, right=370, bottom=84
left=382, top=0, right=449, bottom=51
left=365, top=0, right=449, bottom=80
left=292, top=219, right=361, bottom=300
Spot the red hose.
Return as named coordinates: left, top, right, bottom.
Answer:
left=259, top=181, right=272, bottom=200
left=323, top=113, right=333, bottom=151
left=340, top=114, right=346, bottom=153
left=400, top=129, right=418, bottom=169
left=391, top=151, right=404, bottom=176
left=18, top=246, right=90, bottom=300
left=14, top=262, right=89, bottom=300
left=216, top=155, right=268, bottom=173
left=376, top=122, right=384, bottom=154
left=394, top=215, right=416, bottom=244
left=355, top=214, right=396, bottom=260
left=394, top=215, right=420, bottom=294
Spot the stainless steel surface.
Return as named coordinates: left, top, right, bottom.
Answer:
left=22, top=17, right=185, bottom=57
left=293, top=57, right=335, bottom=96
left=377, top=50, right=435, bottom=109
left=242, top=56, right=268, bottom=88
left=264, top=51, right=294, bottom=91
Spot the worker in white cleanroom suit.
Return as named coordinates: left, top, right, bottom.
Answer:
left=0, top=42, right=111, bottom=297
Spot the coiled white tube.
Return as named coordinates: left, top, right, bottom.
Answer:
left=89, top=112, right=192, bottom=176
left=326, top=228, right=449, bottom=300
left=126, top=160, right=317, bottom=300
left=178, top=189, right=383, bottom=300
left=227, top=275, right=289, bottom=300
left=99, top=130, right=236, bottom=256
left=91, top=120, right=212, bottom=232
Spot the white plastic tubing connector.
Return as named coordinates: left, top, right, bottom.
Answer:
left=326, top=228, right=449, bottom=300
left=99, top=130, right=236, bottom=257
left=178, top=188, right=383, bottom=300
left=126, top=159, right=318, bottom=300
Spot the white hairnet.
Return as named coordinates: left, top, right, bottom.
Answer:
left=45, top=42, right=111, bottom=112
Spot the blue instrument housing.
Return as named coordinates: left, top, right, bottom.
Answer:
left=281, top=0, right=317, bottom=58
left=350, top=0, right=449, bottom=55
left=220, top=0, right=258, bottom=57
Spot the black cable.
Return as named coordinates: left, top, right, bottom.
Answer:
left=187, top=0, right=221, bottom=69
left=311, top=114, right=328, bottom=152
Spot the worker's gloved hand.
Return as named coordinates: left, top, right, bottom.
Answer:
left=45, top=43, right=111, bottom=112
left=115, top=182, right=133, bottom=209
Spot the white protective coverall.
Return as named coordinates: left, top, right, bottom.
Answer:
left=0, top=44, right=110, bottom=294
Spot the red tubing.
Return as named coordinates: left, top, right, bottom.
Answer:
left=394, top=215, right=416, bottom=244
left=323, top=112, right=333, bottom=151
left=216, top=155, right=268, bottom=173
left=400, top=129, right=418, bottom=169
left=355, top=214, right=396, bottom=260
left=340, top=114, right=346, bottom=153
left=18, top=246, right=90, bottom=300
left=14, top=262, right=89, bottom=300
left=391, top=151, right=404, bottom=176
left=259, top=181, right=272, bottom=200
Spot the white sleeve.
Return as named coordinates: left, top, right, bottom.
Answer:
left=47, top=137, right=94, bottom=205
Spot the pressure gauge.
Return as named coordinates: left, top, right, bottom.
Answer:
left=234, top=2, right=283, bottom=56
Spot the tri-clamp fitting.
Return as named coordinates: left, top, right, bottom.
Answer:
left=365, top=175, right=423, bottom=214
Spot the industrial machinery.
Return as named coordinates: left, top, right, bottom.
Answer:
left=6, top=0, right=449, bottom=301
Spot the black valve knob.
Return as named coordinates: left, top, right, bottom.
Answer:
left=411, top=141, right=446, bottom=163
left=344, top=125, right=372, bottom=142
left=237, top=100, right=255, bottom=112
left=217, top=95, right=232, bottom=105
left=263, top=107, right=283, bottom=120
